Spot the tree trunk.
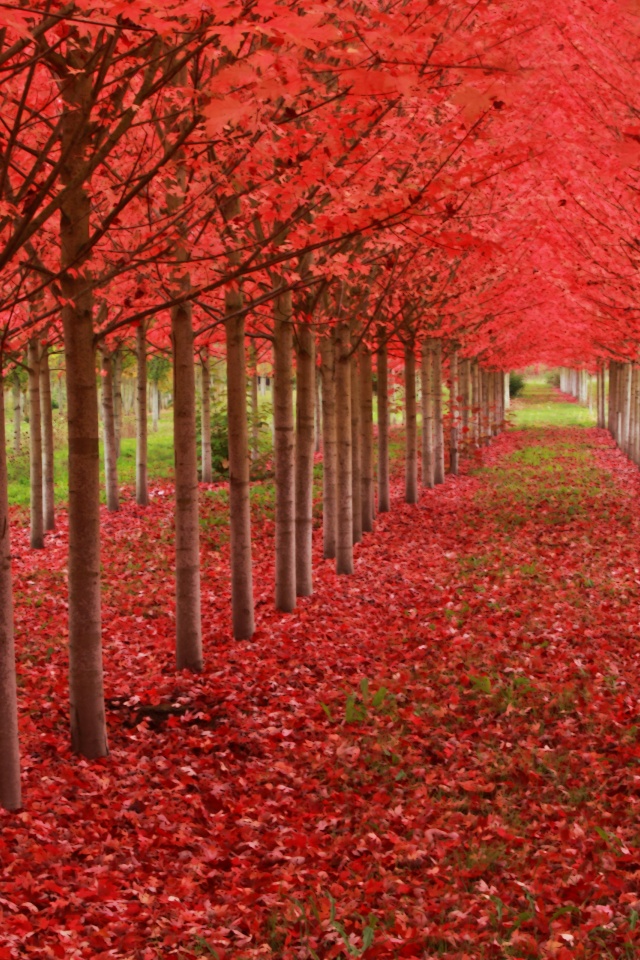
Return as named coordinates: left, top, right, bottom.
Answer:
left=101, top=350, right=119, bottom=513
left=40, top=346, right=55, bottom=531
left=250, top=342, right=259, bottom=463
left=433, top=339, right=445, bottom=484
left=12, top=378, right=21, bottom=455
left=350, top=333, right=362, bottom=544
left=472, top=362, right=481, bottom=447
left=295, top=323, right=315, bottom=597
left=273, top=284, right=296, bottom=612
left=460, top=358, right=471, bottom=460
left=223, top=197, right=254, bottom=640
left=60, top=68, right=107, bottom=759
left=0, top=378, right=20, bottom=810
left=360, top=348, right=374, bottom=532
left=201, top=352, right=212, bottom=483
left=404, top=342, right=418, bottom=503
left=421, top=340, right=435, bottom=488
left=449, top=348, right=459, bottom=476
left=320, top=336, right=337, bottom=560
left=335, top=320, right=353, bottom=574
left=113, top=347, right=122, bottom=459
left=377, top=334, right=390, bottom=512
left=171, top=298, right=203, bottom=671
left=28, top=339, right=44, bottom=549
left=135, top=325, right=149, bottom=507
left=315, top=366, right=322, bottom=454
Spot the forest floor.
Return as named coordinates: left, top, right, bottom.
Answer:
left=3, top=383, right=640, bottom=960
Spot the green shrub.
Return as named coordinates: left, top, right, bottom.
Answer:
left=509, top=372, right=525, bottom=398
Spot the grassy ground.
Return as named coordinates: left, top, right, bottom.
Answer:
left=5, top=412, right=176, bottom=509
left=511, top=378, right=596, bottom=428
left=5, top=377, right=592, bottom=510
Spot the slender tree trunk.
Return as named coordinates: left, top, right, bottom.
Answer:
left=295, top=323, right=315, bottom=597
left=360, top=348, right=374, bottom=532
left=335, top=320, right=353, bottom=574
left=60, top=68, right=107, bottom=759
left=101, top=350, right=119, bottom=513
left=622, top=364, right=632, bottom=454
left=164, top=72, right=204, bottom=672
left=315, top=367, right=322, bottom=454
left=472, top=362, right=481, bottom=447
left=0, top=380, right=20, bottom=811
left=273, top=284, right=296, bottom=612
left=40, top=347, right=55, bottom=531
left=250, top=342, right=259, bottom=463
left=421, top=341, right=435, bottom=488
left=449, top=348, right=459, bottom=476
left=350, top=337, right=363, bottom=545
left=135, top=325, right=149, bottom=507
left=609, top=363, right=618, bottom=438
left=377, top=334, right=390, bottom=512
left=201, top=352, right=212, bottom=483
left=460, top=359, right=471, bottom=459
left=223, top=197, right=254, bottom=639
left=320, top=336, right=337, bottom=559
left=12, top=379, right=21, bottom=455
left=113, top=347, right=122, bottom=459
left=597, top=365, right=605, bottom=429
left=28, top=339, right=44, bottom=549
left=404, top=342, right=418, bottom=503
left=171, top=295, right=203, bottom=671
left=433, top=339, right=445, bottom=484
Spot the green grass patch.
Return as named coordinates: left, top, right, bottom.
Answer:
left=511, top=380, right=596, bottom=428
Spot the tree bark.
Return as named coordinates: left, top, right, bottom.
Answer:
left=350, top=333, right=362, bottom=544
left=40, top=346, right=55, bottom=531
left=60, top=66, right=107, bottom=758
left=113, top=347, right=122, bottom=459
left=171, top=296, right=203, bottom=671
left=335, top=320, right=353, bottom=574
left=377, top=334, right=390, bottom=512
left=12, top=378, right=21, bottom=455
left=433, top=339, right=445, bottom=484
left=273, top=285, right=296, bottom=612
left=449, top=348, right=459, bottom=476
left=421, top=340, right=435, bottom=488
left=250, top=342, right=259, bottom=463
left=223, top=197, right=254, bottom=640
left=320, top=336, right=337, bottom=559
left=28, top=339, right=44, bottom=549
left=0, top=378, right=20, bottom=810
left=101, top=350, right=119, bottom=513
left=404, top=342, right=418, bottom=503
left=295, top=323, right=315, bottom=597
left=315, top=366, right=322, bottom=454
left=460, top=358, right=471, bottom=460
left=360, top=348, right=374, bottom=532
left=200, top=351, right=212, bottom=483
left=135, top=325, right=149, bottom=507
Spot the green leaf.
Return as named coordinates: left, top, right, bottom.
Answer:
left=320, top=701, right=333, bottom=721
left=345, top=693, right=357, bottom=723
left=362, top=923, right=376, bottom=951
left=372, top=686, right=387, bottom=708
left=470, top=674, right=492, bottom=694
